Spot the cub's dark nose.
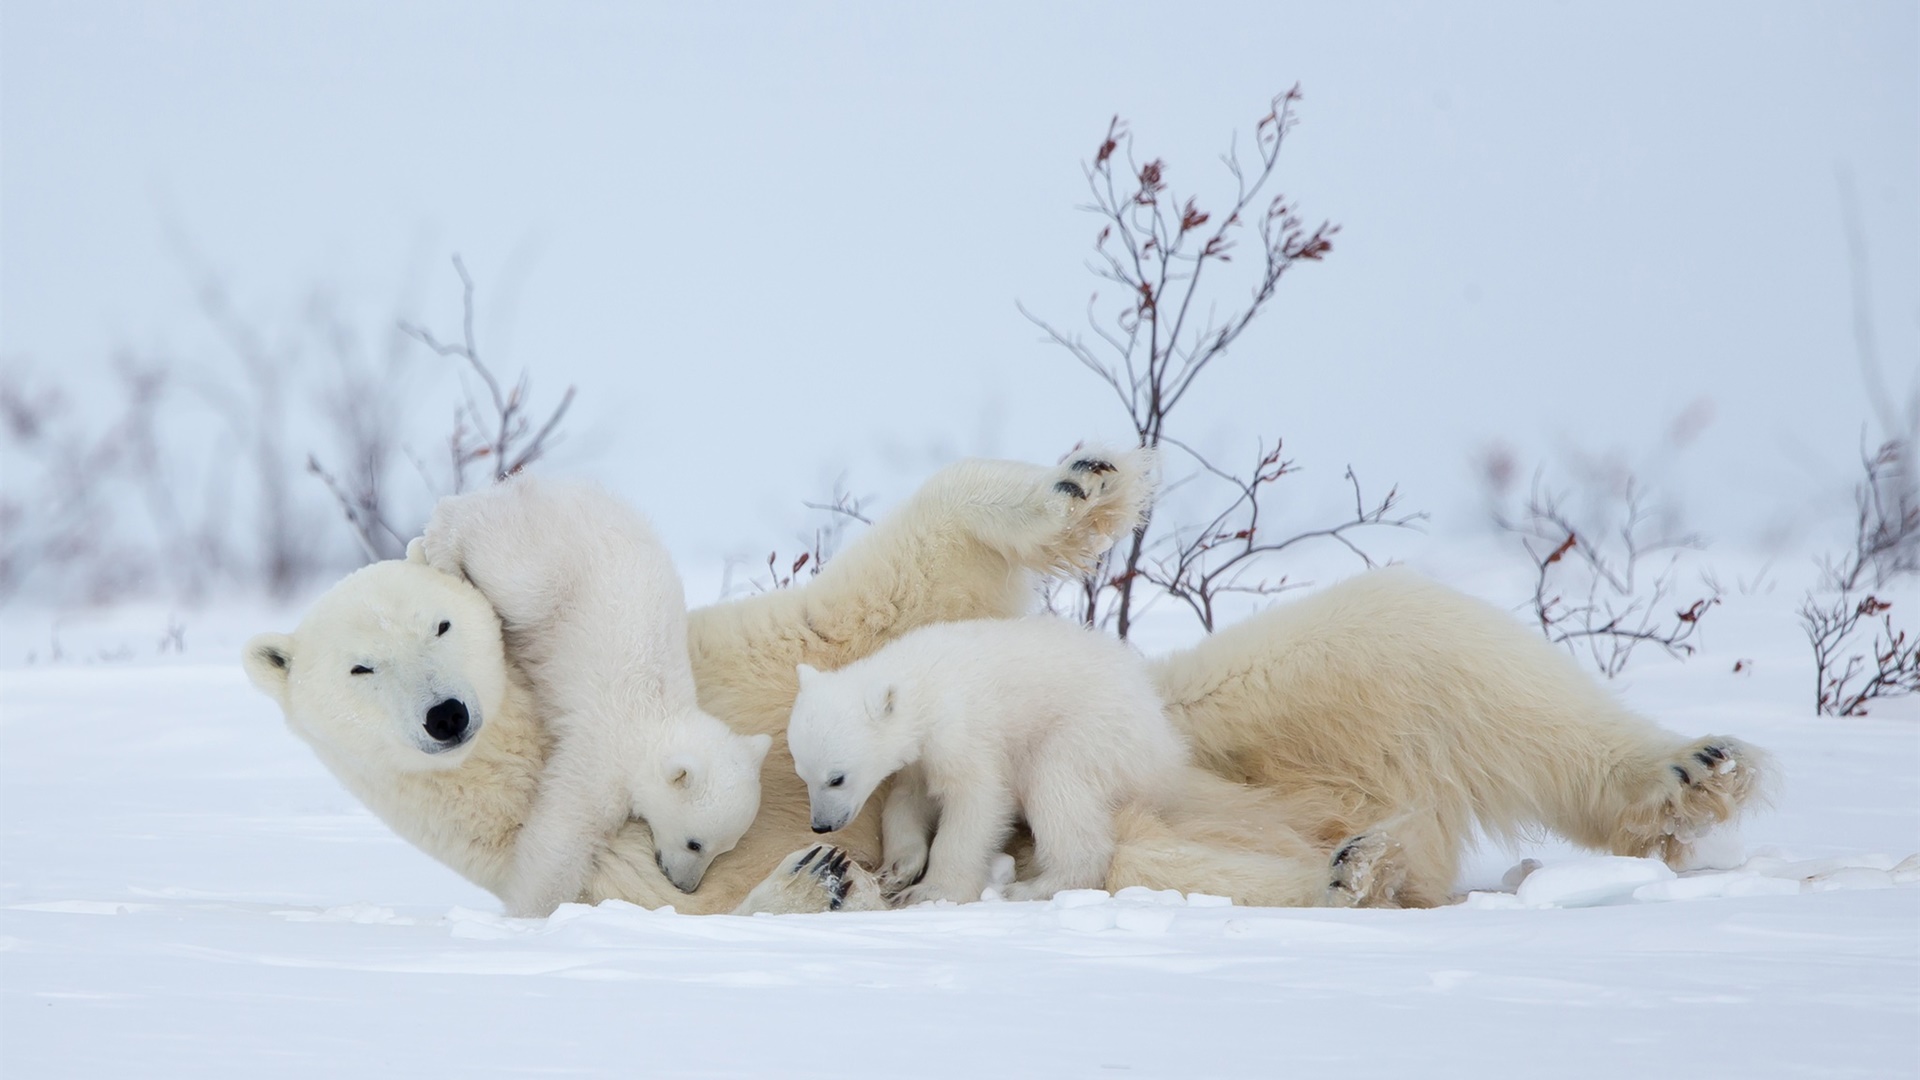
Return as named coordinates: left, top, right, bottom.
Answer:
left=424, top=698, right=470, bottom=743
left=811, top=822, right=833, bottom=834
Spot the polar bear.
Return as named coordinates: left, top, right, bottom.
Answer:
left=408, top=476, right=771, bottom=914
left=243, top=445, right=1769, bottom=915
left=788, top=617, right=1187, bottom=904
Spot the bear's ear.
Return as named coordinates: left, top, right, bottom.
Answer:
left=404, top=537, right=428, bottom=565
left=744, top=732, right=773, bottom=768
left=243, top=633, right=296, bottom=707
left=664, top=755, right=699, bottom=789
left=795, top=663, right=819, bottom=686
left=867, top=683, right=896, bottom=720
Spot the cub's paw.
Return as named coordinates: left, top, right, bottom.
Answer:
left=893, top=879, right=981, bottom=907
left=999, top=879, right=1061, bottom=903
left=878, top=848, right=929, bottom=897
left=408, top=527, right=466, bottom=581
left=1324, top=832, right=1409, bottom=909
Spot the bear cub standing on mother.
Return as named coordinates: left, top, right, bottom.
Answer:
left=789, top=616, right=1189, bottom=905
left=412, top=476, right=771, bottom=915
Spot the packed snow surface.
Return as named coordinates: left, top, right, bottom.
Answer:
left=2, top=599, right=1917, bottom=1078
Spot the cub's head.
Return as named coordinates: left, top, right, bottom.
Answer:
left=634, top=716, right=773, bottom=893
left=243, top=560, right=507, bottom=773
left=786, top=662, right=902, bottom=835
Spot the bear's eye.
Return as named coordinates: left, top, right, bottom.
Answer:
left=436, top=620, right=451, bottom=637
left=827, top=774, right=845, bottom=788
left=350, top=665, right=374, bottom=676
left=686, top=840, right=702, bottom=853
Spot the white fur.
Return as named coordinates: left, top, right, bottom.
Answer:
left=244, top=445, right=1770, bottom=917
left=245, top=447, right=1157, bottom=915
left=411, top=476, right=770, bottom=915
left=788, top=617, right=1187, bottom=904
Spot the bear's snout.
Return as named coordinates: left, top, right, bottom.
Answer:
left=423, top=697, right=472, bottom=746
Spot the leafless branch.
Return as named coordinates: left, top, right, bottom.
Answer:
left=1499, top=473, right=1719, bottom=678
left=1025, top=91, right=1408, bottom=637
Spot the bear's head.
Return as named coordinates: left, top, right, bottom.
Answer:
left=634, top=713, right=773, bottom=893
left=786, top=662, right=906, bottom=834
left=244, top=560, right=508, bottom=773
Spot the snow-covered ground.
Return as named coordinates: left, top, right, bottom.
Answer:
left=2, top=566, right=1917, bottom=1078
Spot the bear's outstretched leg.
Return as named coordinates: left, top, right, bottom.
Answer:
left=1547, top=734, right=1770, bottom=867
left=690, top=446, right=1158, bottom=698
left=731, top=845, right=889, bottom=915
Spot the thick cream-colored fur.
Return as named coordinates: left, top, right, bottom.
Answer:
left=786, top=616, right=1189, bottom=905
left=412, top=476, right=772, bottom=914
left=247, top=448, right=1156, bottom=915
left=1147, top=566, right=1771, bottom=907
left=248, top=447, right=1768, bottom=916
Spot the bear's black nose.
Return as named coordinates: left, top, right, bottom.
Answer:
left=424, top=698, right=470, bottom=743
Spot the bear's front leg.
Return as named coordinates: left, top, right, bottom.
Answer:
left=877, top=770, right=935, bottom=895
left=730, top=845, right=889, bottom=915
left=894, top=784, right=1015, bottom=906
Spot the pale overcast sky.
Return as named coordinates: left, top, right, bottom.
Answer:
left=3, top=1, right=1914, bottom=570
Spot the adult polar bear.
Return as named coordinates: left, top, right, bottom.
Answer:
left=244, top=447, right=1767, bottom=915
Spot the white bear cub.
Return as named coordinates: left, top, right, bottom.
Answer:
left=787, top=616, right=1188, bottom=905
left=414, top=475, right=770, bottom=916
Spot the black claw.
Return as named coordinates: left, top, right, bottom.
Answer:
left=1070, top=458, right=1117, bottom=474
left=1701, top=745, right=1727, bottom=762
left=1693, top=750, right=1716, bottom=768
left=1672, top=764, right=1692, bottom=785
left=793, top=846, right=823, bottom=874
left=810, top=850, right=852, bottom=911
left=1332, top=836, right=1364, bottom=866
left=1053, top=479, right=1088, bottom=500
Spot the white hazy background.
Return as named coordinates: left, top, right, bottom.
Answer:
left=3, top=0, right=1915, bottom=588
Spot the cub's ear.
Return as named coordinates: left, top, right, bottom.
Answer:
left=404, top=537, right=428, bottom=564
left=243, top=633, right=296, bottom=707
left=867, top=683, right=896, bottom=720
left=744, top=732, right=773, bottom=767
left=795, top=663, right=819, bottom=686
left=664, top=755, right=700, bottom=789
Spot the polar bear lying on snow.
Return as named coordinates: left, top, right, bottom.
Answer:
left=409, top=476, right=771, bottom=915
left=789, top=617, right=1188, bottom=905
left=244, top=446, right=1770, bottom=915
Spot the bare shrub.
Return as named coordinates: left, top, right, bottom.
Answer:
left=1497, top=471, right=1720, bottom=678
left=1800, top=441, right=1920, bottom=716
left=1023, top=89, right=1420, bottom=637
left=2, top=251, right=584, bottom=608
left=723, top=476, right=871, bottom=597
left=307, top=254, right=576, bottom=562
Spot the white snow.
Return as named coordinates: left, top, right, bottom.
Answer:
left=2, top=583, right=1918, bottom=1078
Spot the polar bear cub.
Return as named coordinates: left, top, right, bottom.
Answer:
left=787, top=616, right=1188, bottom=905
left=413, top=475, right=771, bottom=916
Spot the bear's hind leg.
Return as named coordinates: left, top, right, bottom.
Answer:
left=1596, top=735, right=1771, bottom=866
left=1002, top=776, right=1116, bottom=901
